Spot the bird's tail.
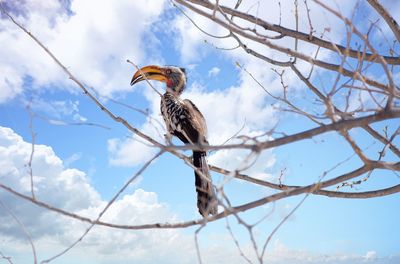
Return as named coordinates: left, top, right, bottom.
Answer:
left=193, top=151, right=217, bottom=216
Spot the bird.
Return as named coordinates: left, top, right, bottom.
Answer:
left=130, top=65, right=217, bottom=217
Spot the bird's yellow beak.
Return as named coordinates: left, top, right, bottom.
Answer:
left=130, top=65, right=167, bottom=86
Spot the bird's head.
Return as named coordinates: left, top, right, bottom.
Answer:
left=130, top=65, right=187, bottom=95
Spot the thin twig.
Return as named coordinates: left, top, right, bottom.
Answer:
left=0, top=200, right=37, bottom=264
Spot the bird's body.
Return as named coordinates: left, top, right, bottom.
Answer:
left=131, top=65, right=217, bottom=216
left=160, top=91, right=217, bottom=216
left=160, top=93, right=191, bottom=139
left=160, top=93, right=206, bottom=145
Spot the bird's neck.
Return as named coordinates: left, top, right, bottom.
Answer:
left=165, top=87, right=183, bottom=97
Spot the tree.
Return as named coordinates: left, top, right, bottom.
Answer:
left=0, top=1, right=399, bottom=263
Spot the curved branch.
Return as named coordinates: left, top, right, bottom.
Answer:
left=367, top=0, right=400, bottom=42
left=1, top=162, right=398, bottom=231
left=164, top=109, right=400, bottom=152
left=175, top=0, right=400, bottom=65
left=209, top=165, right=400, bottom=199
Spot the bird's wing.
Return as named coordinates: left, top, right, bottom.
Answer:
left=180, top=99, right=208, bottom=144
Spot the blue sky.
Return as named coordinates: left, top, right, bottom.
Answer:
left=0, top=0, right=399, bottom=263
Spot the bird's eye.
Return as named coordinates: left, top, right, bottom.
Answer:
left=166, top=69, right=172, bottom=75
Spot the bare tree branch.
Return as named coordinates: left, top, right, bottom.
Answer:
left=175, top=0, right=400, bottom=65
left=1, top=1, right=399, bottom=262
left=367, top=0, right=400, bottom=42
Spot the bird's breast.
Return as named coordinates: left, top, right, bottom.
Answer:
left=161, top=95, right=186, bottom=132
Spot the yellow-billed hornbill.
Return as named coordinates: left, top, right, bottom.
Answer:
left=130, top=65, right=217, bottom=217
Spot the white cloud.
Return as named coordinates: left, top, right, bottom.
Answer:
left=107, top=89, right=166, bottom=167
left=28, top=97, right=83, bottom=118
left=107, top=135, right=158, bottom=167
left=208, top=66, right=221, bottom=77
left=0, top=125, right=192, bottom=262
left=0, top=126, right=99, bottom=208
left=0, top=64, right=24, bottom=103
left=63, top=152, right=82, bottom=167
left=181, top=77, right=278, bottom=179
left=186, top=83, right=276, bottom=142
left=172, top=12, right=228, bottom=63
left=364, top=251, right=377, bottom=261
left=0, top=125, right=100, bottom=241
left=0, top=125, right=397, bottom=263
left=0, top=0, right=173, bottom=167
left=0, top=0, right=167, bottom=103
left=262, top=241, right=387, bottom=264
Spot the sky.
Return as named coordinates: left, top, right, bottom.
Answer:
left=0, top=0, right=399, bottom=263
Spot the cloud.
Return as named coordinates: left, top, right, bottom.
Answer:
left=180, top=75, right=278, bottom=180
left=208, top=66, right=221, bottom=77
left=0, top=125, right=100, bottom=240
left=107, top=135, right=158, bottom=167
left=0, top=125, right=192, bottom=262
left=0, top=0, right=167, bottom=103
left=63, top=152, right=82, bottom=167
left=0, top=125, right=397, bottom=263
left=260, top=241, right=399, bottom=264
left=364, top=251, right=377, bottom=261
left=172, top=12, right=227, bottom=63
left=107, top=88, right=166, bottom=167
left=26, top=97, right=87, bottom=120
left=0, top=64, right=24, bottom=103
